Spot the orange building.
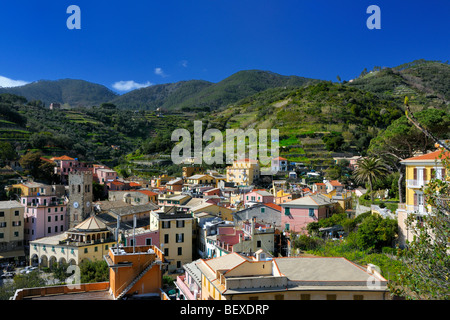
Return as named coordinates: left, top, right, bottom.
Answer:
left=104, top=245, right=168, bottom=300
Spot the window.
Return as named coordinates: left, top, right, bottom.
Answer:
left=60, top=226, right=64, bottom=232
left=95, top=246, right=98, bottom=252
left=48, top=208, right=51, bottom=213
left=261, top=207, right=265, bottom=213
left=14, top=210, right=19, bottom=216
left=176, top=220, right=185, bottom=228
left=177, top=261, right=181, bottom=268
left=48, top=227, right=51, bottom=234
left=353, top=295, right=364, bottom=300
left=0, top=211, right=3, bottom=217
left=55, top=215, right=58, bottom=222
left=178, top=247, right=182, bottom=255
left=0, top=233, right=3, bottom=239
left=48, top=216, right=51, bottom=222
left=162, top=221, right=171, bottom=229
left=257, top=240, right=261, bottom=248
left=326, top=294, right=337, bottom=300
left=176, top=233, right=184, bottom=243
left=284, top=207, right=290, bottom=216
left=164, top=248, right=169, bottom=256
left=285, top=223, right=290, bottom=231
left=309, top=208, right=315, bottom=217
left=54, top=226, right=58, bottom=233
left=61, top=215, right=64, bottom=220
left=164, top=234, right=169, bottom=244
left=300, top=294, right=311, bottom=300
left=14, top=231, right=19, bottom=237
left=84, top=248, right=88, bottom=253
left=61, top=207, right=64, bottom=212
left=0, top=222, right=7, bottom=228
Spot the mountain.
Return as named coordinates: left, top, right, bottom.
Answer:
left=346, top=60, right=450, bottom=106
left=110, top=80, right=213, bottom=110
left=0, top=79, right=118, bottom=107
left=110, top=70, right=320, bottom=111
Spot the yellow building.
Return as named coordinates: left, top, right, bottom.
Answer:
left=197, top=251, right=389, bottom=300
left=274, top=189, right=293, bottom=204
left=29, top=215, right=115, bottom=267
left=149, top=208, right=193, bottom=275
left=226, top=159, right=260, bottom=186
left=0, top=201, right=25, bottom=260
left=322, top=189, right=353, bottom=213
left=185, top=174, right=216, bottom=186
left=397, top=149, right=449, bottom=247
left=188, top=203, right=234, bottom=222
left=8, top=182, right=65, bottom=197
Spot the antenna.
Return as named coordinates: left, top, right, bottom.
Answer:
left=133, top=214, right=136, bottom=253
left=116, top=216, right=120, bottom=254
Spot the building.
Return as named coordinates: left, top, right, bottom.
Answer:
left=271, top=156, right=288, bottom=173
left=280, top=194, right=336, bottom=233
left=104, top=244, right=167, bottom=300
left=166, top=178, right=184, bottom=192
left=108, top=190, right=155, bottom=205
left=185, top=174, right=216, bottom=187
left=226, top=159, right=260, bottom=186
left=29, top=215, right=115, bottom=268
left=274, top=190, right=293, bottom=204
left=0, top=201, right=25, bottom=261
left=68, top=171, right=93, bottom=228
left=158, top=194, right=191, bottom=207
left=182, top=166, right=204, bottom=179
left=149, top=208, right=193, bottom=275
left=325, top=180, right=344, bottom=194
left=233, top=203, right=282, bottom=230
left=96, top=168, right=118, bottom=184
left=243, top=189, right=275, bottom=207
left=396, top=149, right=449, bottom=247
left=176, top=260, right=202, bottom=300
left=196, top=252, right=389, bottom=300
left=312, top=182, right=327, bottom=194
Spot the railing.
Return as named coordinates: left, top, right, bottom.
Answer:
left=176, top=275, right=198, bottom=300
left=406, top=179, right=428, bottom=188
left=114, top=257, right=154, bottom=300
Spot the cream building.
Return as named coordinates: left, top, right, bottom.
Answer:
left=197, top=252, right=389, bottom=300
left=29, top=215, right=115, bottom=267
left=226, top=159, right=260, bottom=186
left=0, top=201, right=25, bottom=260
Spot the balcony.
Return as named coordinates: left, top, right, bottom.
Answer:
left=406, top=179, right=428, bottom=188
left=396, top=203, right=429, bottom=215
left=176, top=275, right=199, bottom=300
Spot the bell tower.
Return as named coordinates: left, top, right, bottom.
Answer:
left=68, top=171, right=93, bottom=228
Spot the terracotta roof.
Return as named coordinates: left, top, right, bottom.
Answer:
left=264, top=203, right=282, bottom=212
left=314, top=183, right=326, bottom=186
left=329, top=180, right=343, bottom=186
left=109, top=180, right=125, bottom=185
left=138, top=190, right=158, bottom=197
left=129, top=182, right=141, bottom=187
left=51, top=155, right=76, bottom=161
left=402, top=150, right=449, bottom=162
left=273, top=156, right=287, bottom=161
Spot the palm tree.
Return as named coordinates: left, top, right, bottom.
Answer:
left=353, top=157, right=389, bottom=202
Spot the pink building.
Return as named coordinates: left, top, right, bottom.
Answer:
left=96, top=168, right=118, bottom=184
left=21, top=194, right=68, bottom=244
left=51, top=155, right=94, bottom=184
left=280, top=194, right=335, bottom=233
left=243, top=189, right=275, bottom=207
left=106, top=180, right=130, bottom=191
left=124, top=229, right=159, bottom=247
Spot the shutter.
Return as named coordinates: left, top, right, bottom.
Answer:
left=413, top=168, right=417, bottom=180
left=414, top=193, right=418, bottom=206
left=423, top=169, right=427, bottom=181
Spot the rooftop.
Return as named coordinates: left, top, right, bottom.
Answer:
left=0, top=200, right=23, bottom=209
left=402, top=149, right=449, bottom=162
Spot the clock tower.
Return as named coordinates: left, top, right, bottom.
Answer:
left=68, top=170, right=93, bottom=228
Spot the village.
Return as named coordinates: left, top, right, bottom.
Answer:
left=1, top=146, right=446, bottom=301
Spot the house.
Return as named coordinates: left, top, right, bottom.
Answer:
left=176, top=261, right=202, bottom=300
left=166, top=178, right=184, bottom=192
left=226, top=159, right=260, bottom=186
left=196, top=252, right=389, bottom=300
left=106, top=180, right=130, bottom=191
left=280, top=194, right=336, bottom=233
left=182, top=166, right=204, bottom=178
left=0, top=201, right=25, bottom=261
left=233, top=202, right=282, bottom=230
left=396, top=149, right=449, bottom=247
left=274, top=189, right=293, bottom=204
left=96, top=168, right=118, bottom=184
left=185, top=174, right=216, bottom=187
left=243, top=189, right=274, bottom=207
left=108, top=190, right=157, bottom=205
left=325, top=180, right=344, bottom=193
left=149, top=207, right=193, bottom=275
left=271, top=156, right=288, bottom=173
left=158, top=194, right=191, bottom=207
left=312, top=182, right=327, bottom=194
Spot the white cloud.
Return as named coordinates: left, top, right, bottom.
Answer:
left=154, top=67, right=168, bottom=77
left=112, top=80, right=152, bottom=92
left=0, top=75, right=29, bottom=88
left=180, top=60, right=188, bottom=68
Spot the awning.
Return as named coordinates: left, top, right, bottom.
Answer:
left=0, top=249, right=26, bottom=259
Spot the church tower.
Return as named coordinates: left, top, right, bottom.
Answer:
left=68, top=171, right=93, bottom=228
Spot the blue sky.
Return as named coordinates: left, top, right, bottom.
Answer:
left=0, top=0, right=448, bottom=93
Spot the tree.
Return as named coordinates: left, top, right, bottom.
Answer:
left=396, top=151, right=449, bottom=299
left=79, top=260, right=109, bottom=283
left=353, top=157, right=389, bottom=202
left=0, top=141, right=17, bottom=164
